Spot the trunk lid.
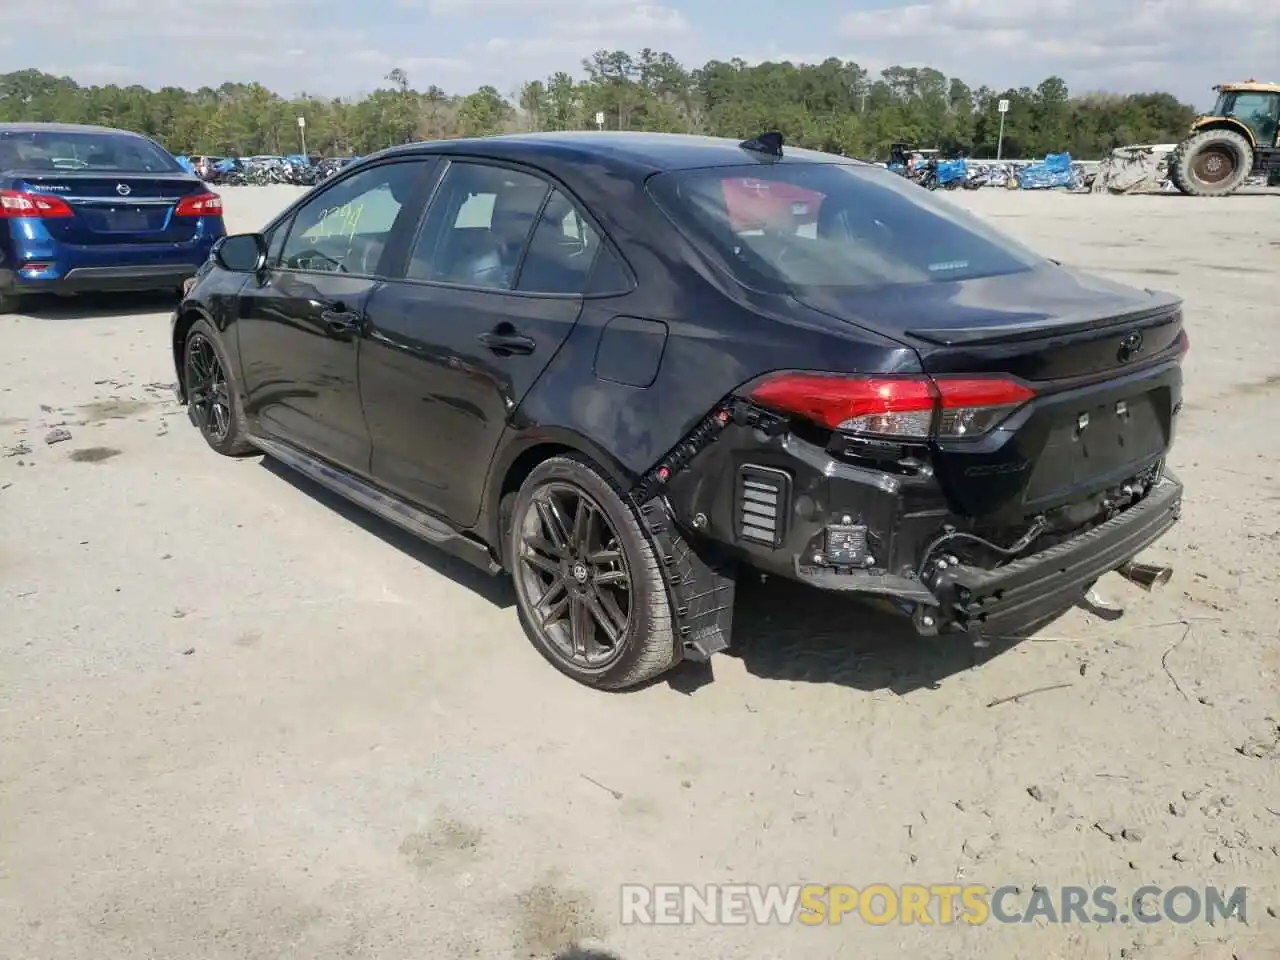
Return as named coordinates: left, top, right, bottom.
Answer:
left=794, top=264, right=1185, bottom=517
left=13, top=172, right=210, bottom=245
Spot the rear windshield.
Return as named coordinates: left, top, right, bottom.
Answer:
left=646, top=163, right=1045, bottom=293
left=0, top=130, right=181, bottom=174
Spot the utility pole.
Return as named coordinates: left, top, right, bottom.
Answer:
left=996, top=99, right=1008, bottom=160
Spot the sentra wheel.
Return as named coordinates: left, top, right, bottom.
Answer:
left=510, top=455, right=677, bottom=690
left=183, top=318, right=255, bottom=457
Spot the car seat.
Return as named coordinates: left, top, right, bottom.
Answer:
left=453, top=181, right=549, bottom=288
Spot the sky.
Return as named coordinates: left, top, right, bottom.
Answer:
left=7, top=0, right=1276, bottom=109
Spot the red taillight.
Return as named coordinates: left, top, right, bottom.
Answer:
left=0, top=189, right=74, bottom=218
left=175, top=192, right=222, bottom=217
left=747, top=372, right=1034, bottom=439
left=1178, top=330, right=1190, bottom=357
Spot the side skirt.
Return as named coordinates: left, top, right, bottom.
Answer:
left=250, top=434, right=502, bottom=575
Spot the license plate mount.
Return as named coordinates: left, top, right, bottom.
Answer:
left=1023, top=391, right=1166, bottom=504
left=105, top=209, right=151, bottom=232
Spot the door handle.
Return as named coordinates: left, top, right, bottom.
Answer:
left=321, top=308, right=361, bottom=335
left=477, top=330, right=536, bottom=355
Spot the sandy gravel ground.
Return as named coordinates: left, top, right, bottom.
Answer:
left=2, top=184, right=1278, bottom=960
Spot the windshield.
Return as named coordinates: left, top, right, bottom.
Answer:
left=0, top=130, right=181, bottom=174
left=646, top=163, right=1046, bottom=293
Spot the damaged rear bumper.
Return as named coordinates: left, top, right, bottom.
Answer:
left=924, top=471, right=1182, bottom=634
left=633, top=399, right=1182, bottom=655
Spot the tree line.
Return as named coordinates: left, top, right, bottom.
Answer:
left=0, top=53, right=1199, bottom=162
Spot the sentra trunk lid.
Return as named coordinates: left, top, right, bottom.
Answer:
left=14, top=172, right=210, bottom=244
left=795, top=263, right=1186, bottom=518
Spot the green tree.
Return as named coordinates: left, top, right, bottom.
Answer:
left=0, top=59, right=1198, bottom=162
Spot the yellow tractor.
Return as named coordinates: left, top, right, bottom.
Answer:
left=1169, top=80, right=1280, bottom=196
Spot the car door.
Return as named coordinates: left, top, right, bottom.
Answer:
left=359, top=159, right=603, bottom=525
left=235, top=158, right=432, bottom=472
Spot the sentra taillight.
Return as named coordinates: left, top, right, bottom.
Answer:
left=747, top=372, right=1035, bottom=440
left=0, top=190, right=74, bottom=218
left=175, top=192, right=222, bottom=217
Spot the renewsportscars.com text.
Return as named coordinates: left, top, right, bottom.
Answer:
left=620, top=883, right=1248, bottom=926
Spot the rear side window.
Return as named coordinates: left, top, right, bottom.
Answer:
left=646, top=163, right=1045, bottom=293
left=0, top=130, right=180, bottom=173
left=515, top=189, right=601, bottom=295
left=406, top=162, right=550, bottom=289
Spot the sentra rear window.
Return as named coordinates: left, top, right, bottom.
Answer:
left=0, top=130, right=181, bottom=174
left=646, top=163, right=1045, bottom=293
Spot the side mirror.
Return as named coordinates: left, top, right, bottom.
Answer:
left=214, top=233, right=267, bottom=273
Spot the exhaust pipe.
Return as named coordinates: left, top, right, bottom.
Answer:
left=1116, top=561, right=1173, bottom=591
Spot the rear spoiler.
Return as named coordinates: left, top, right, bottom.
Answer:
left=906, top=300, right=1183, bottom=347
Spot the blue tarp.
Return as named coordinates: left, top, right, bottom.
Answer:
left=174, top=155, right=195, bottom=173
left=936, top=159, right=967, bottom=184
left=1017, top=152, right=1076, bottom=189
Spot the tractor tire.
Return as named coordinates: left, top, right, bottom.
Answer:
left=1169, top=129, right=1254, bottom=197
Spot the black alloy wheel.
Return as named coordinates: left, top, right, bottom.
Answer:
left=516, top=482, right=632, bottom=669
left=186, top=331, right=232, bottom=445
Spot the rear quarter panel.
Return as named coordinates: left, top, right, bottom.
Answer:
left=506, top=184, right=919, bottom=486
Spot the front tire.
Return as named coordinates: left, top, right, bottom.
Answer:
left=183, top=318, right=255, bottom=457
left=509, top=455, right=678, bottom=690
left=1170, top=129, right=1253, bottom=196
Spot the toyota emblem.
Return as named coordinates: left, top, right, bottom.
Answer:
left=1117, top=331, right=1143, bottom=363
left=116, top=183, right=131, bottom=196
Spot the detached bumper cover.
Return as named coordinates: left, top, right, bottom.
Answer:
left=931, top=471, right=1183, bottom=632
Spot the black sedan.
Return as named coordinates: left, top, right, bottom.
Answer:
left=171, top=130, right=1187, bottom=690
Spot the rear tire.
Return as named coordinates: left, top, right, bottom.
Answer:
left=0, top=291, right=18, bottom=315
left=509, top=454, right=678, bottom=690
left=182, top=318, right=256, bottom=457
left=1170, top=129, right=1253, bottom=196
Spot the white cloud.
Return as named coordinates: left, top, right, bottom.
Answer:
left=837, top=0, right=1278, bottom=103
left=425, top=0, right=644, bottom=11
left=13, top=0, right=473, bottom=95
left=39, top=62, right=140, bottom=84
left=460, top=0, right=691, bottom=76
left=12, top=0, right=694, bottom=94
left=11, top=0, right=1272, bottom=106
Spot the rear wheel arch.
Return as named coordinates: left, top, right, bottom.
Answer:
left=485, top=432, right=637, bottom=568
left=1190, top=118, right=1258, bottom=150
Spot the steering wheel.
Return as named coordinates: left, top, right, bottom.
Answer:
left=290, top=248, right=347, bottom=273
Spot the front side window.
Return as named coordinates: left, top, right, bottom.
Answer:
left=0, top=130, right=180, bottom=173
left=406, top=162, right=550, bottom=289
left=279, top=162, right=421, bottom=276
left=646, top=162, right=1046, bottom=293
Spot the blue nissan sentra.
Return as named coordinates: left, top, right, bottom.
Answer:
left=0, top=122, right=225, bottom=313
